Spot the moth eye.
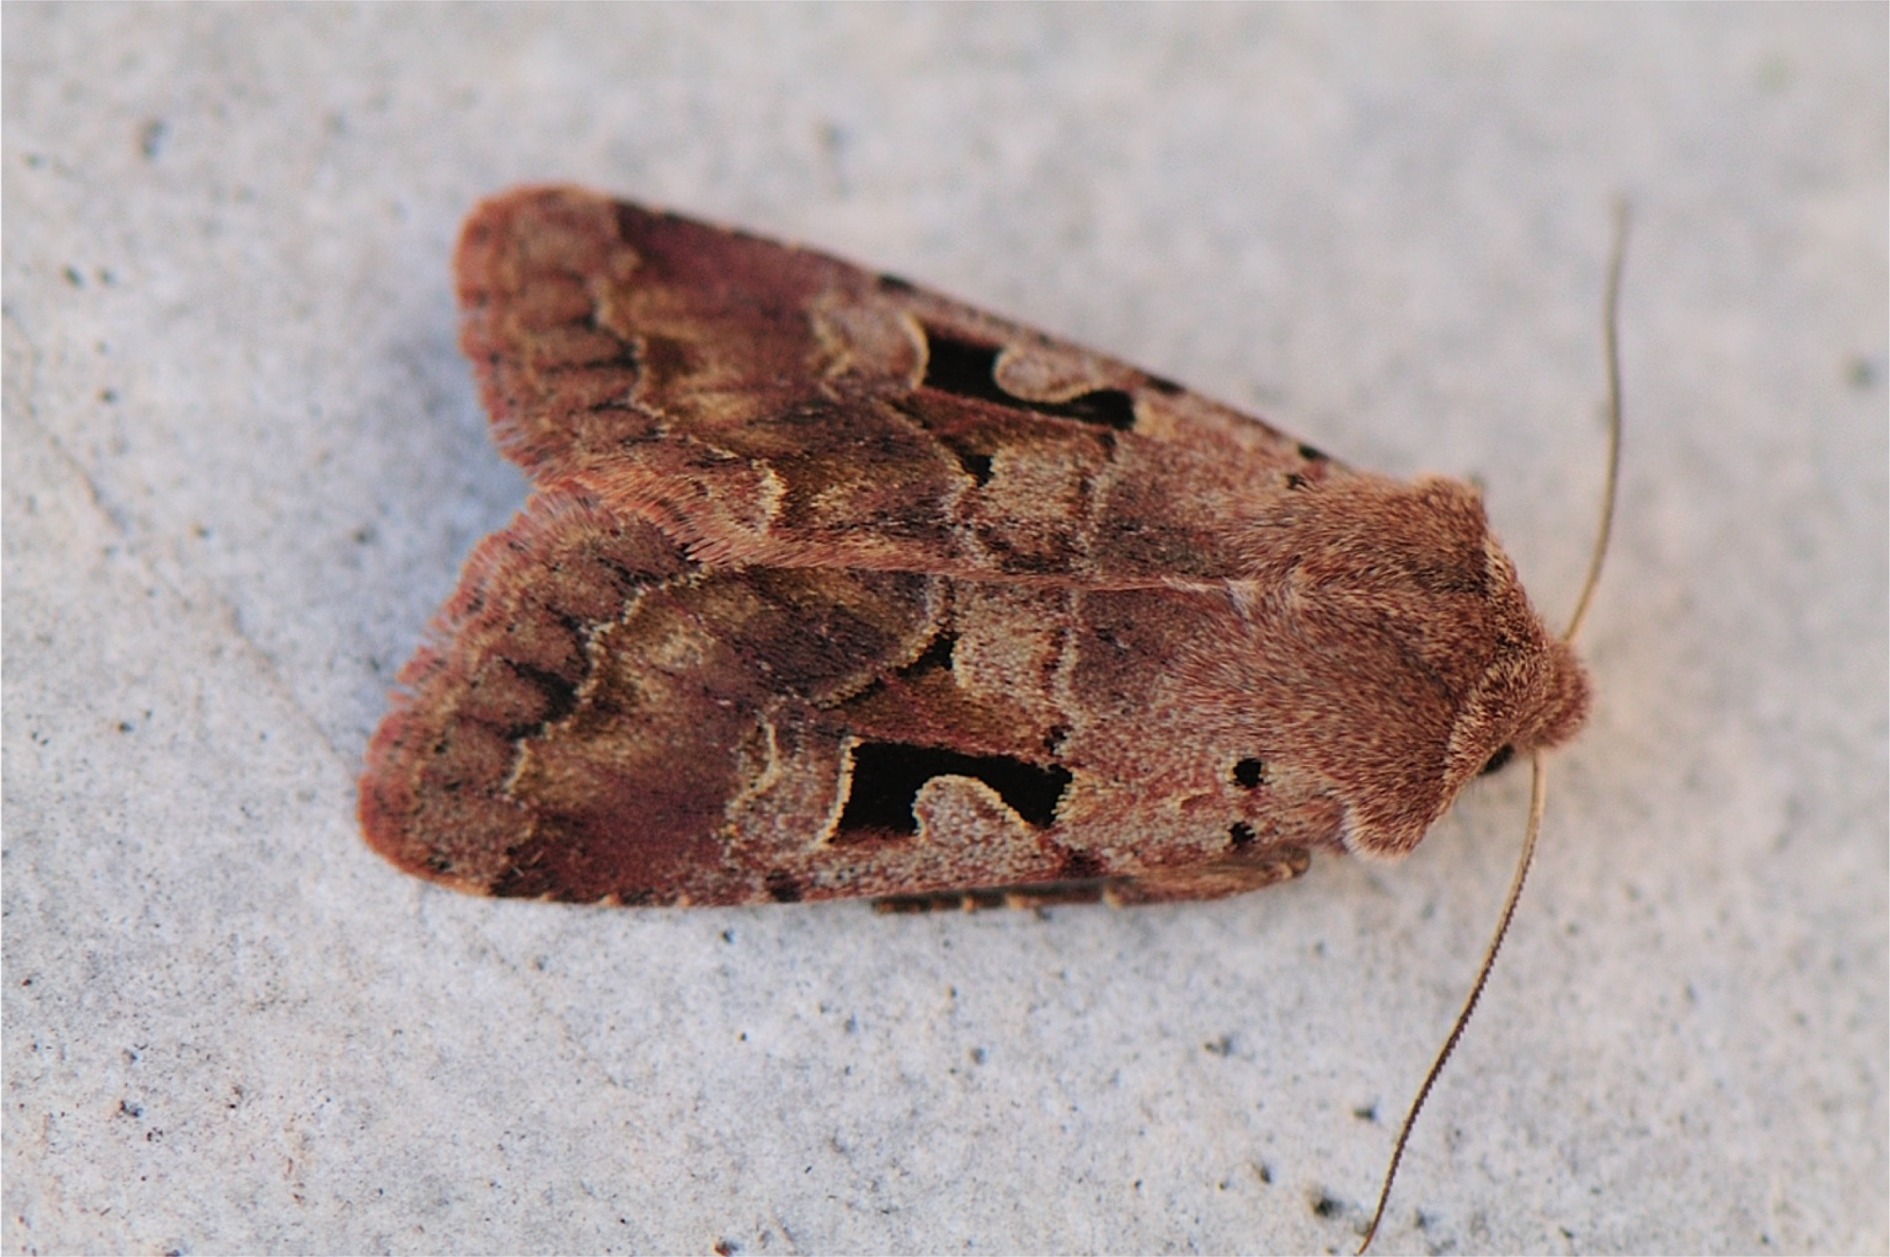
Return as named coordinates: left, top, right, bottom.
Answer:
left=1232, top=757, right=1268, bottom=789
left=1479, top=745, right=1516, bottom=776
left=1228, top=822, right=1257, bottom=849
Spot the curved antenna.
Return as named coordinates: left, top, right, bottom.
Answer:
left=1357, top=752, right=1547, bottom=1253
left=1565, top=199, right=1630, bottom=643
left=1357, top=207, right=1629, bottom=1252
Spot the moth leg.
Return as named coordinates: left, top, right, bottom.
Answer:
left=1102, top=847, right=1312, bottom=906
left=873, top=847, right=1311, bottom=913
left=874, top=878, right=1114, bottom=914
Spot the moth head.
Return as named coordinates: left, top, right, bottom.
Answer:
left=1220, top=472, right=1592, bottom=861
left=1438, top=563, right=1591, bottom=801
left=1370, top=514, right=1593, bottom=860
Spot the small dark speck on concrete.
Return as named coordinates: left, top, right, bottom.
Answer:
left=1311, top=1191, right=1344, bottom=1219
left=140, top=118, right=169, bottom=159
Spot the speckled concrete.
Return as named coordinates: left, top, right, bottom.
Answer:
left=5, top=6, right=1884, bottom=1253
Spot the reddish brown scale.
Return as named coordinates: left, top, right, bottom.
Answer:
left=360, top=186, right=1589, bottom=908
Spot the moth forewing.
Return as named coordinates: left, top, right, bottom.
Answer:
left=358, top=186, right=1612, bottom=1251
left=363, top=185, right=1589, bottom=908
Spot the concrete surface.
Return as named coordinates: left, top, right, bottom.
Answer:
left=4, top=5, right=1884, bottom=1253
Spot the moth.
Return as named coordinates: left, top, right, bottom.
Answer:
left=362, top=186, right=1623, bottom=1250
left=360, top=185, right=1593, bottom=912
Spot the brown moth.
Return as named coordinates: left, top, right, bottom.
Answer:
left=360, top=185, right=1592, bottom=912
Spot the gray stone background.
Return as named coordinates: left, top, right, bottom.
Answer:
left=5, top=5, right=1884, bottom=1253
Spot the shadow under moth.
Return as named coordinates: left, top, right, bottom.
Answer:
left=360, top=185, right=1622, bottom=1249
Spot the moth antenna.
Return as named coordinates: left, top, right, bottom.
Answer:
left=1564, top=198, right=1630, bottom=644
left=1359, top=209, right=1627, bottom=1252
left=1357, top=752, right=1548, bottom=1255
